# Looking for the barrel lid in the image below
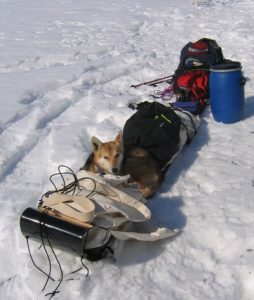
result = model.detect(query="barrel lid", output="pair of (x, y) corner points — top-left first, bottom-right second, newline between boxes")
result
(210, 60), (242, 71)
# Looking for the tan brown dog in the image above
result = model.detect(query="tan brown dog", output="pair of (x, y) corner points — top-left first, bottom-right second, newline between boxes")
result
(83, 133), (123, 175)
(82, 132), (163, 198)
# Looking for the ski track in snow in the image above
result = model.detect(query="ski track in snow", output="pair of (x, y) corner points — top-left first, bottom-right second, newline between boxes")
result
(0, 0), (254, 299)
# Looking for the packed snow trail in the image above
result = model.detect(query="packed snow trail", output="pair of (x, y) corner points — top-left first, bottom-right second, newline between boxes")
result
(0, 0), (254, 300)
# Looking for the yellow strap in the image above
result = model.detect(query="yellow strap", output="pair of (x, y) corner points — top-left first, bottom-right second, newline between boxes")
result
(154, 114), (172, 124)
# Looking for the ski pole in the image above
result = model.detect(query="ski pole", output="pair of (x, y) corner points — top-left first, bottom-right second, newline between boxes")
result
(130, 75), (173, 88)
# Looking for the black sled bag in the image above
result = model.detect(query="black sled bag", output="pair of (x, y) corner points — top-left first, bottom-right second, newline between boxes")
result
(123, 101), (181, 170)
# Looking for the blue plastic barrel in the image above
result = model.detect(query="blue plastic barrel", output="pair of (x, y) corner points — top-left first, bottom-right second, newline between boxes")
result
(209, 61), (245, 123)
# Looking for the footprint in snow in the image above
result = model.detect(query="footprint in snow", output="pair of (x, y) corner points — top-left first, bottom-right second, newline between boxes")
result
(19, 91), (42, 105)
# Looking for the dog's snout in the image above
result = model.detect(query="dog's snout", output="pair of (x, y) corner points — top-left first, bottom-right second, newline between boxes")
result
(112, 167), (118, 174)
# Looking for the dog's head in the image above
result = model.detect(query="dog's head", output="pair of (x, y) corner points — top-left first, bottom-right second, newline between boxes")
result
(91, 132), (123, 174)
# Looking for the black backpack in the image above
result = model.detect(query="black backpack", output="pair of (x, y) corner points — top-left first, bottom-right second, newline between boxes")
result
(176, 37), (224, 71)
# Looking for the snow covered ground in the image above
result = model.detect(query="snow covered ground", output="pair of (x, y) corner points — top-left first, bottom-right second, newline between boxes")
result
(0, 0), (254, 299)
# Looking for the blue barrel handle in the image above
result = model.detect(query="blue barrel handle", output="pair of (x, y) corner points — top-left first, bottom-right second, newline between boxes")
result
(240, 76), (246, 86)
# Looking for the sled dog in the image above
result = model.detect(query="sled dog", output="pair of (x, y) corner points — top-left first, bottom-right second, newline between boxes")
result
(82, 133), (123, 175)
(82, 132), (163, 198)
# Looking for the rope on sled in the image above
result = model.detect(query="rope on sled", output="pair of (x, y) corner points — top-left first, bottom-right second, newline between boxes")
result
(27, 165), (95, 299)
(171, 107), (198, 143)
(38, 165), (97, 207)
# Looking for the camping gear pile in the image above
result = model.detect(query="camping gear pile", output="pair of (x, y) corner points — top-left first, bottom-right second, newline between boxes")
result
(132, 37), (245, 119)
(131, 37), (225, 114)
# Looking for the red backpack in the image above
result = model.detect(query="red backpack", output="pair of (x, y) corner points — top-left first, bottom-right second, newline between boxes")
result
(173, 69), (209, 105)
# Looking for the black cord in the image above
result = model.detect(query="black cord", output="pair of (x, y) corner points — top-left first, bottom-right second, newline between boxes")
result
(76, 177), (97, 197)
(39, 209), (54, 292)
(80, 257), (90, 277)
(179, 109), (197, 135)
(26, 237), (55, 282)
(172, 107), (197, 142)
(41, 208), (64, 299)
(39, 165), (98, 207)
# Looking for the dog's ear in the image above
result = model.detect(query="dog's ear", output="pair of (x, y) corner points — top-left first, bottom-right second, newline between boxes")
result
(114, 131), (122, 145)
(91, 136), (102, 151)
